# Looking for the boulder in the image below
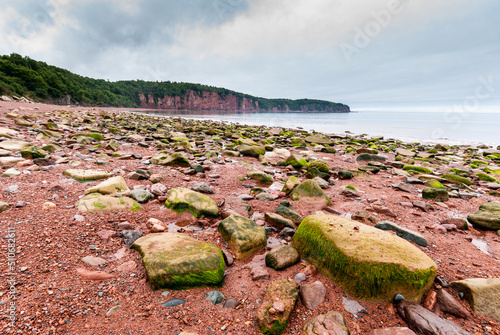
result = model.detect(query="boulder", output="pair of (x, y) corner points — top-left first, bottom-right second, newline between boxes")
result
(450, 278), (500, 322)
(256, 279), (298, 335)
(131, 233), (225, 289)
(284, 154), (307, 168)
(76, 193), (141, 213)
(356, 153), (386, 163)
(218, 214), (267, 260)
(422, 187), (449, 202)
(396, 300), (472, 335)
(63, 169), (111, 182)
(302, 311), (349, 335)
(165, 187), (219, 218)
(84, 176), (130, 195)
(150, 152), (191, 167)
(289, 180), (332, 209)
(0, 140), (31, 151)
(467, 202), (500, 230)
(282, 176), (301, 194)
(265, 245), (299, 270)
(129, 189), (154, 203)
(299, 281), (326, 310)
(239, 145), (265, 157)
(247, 170), (273, 184)
(20, 146), (47, 159)
(275, 201), (303, 224)
(260, 148), (290, 165)
(304, 134), (331, 144)
(375, 221), (428, 247)
(265, 212), (296, 229)
(291, 215), (437, 303)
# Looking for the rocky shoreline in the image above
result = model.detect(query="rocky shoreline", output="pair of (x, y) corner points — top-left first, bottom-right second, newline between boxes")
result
(0, 100), (499, 335)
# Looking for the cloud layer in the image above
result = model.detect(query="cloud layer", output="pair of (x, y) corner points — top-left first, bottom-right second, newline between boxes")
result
(1, 0), (499, 110)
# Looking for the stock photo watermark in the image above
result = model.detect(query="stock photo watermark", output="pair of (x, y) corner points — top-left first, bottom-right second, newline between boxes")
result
(432, 75), (497, 140)
(339, 0), (405, 63)
(3, 224), (18, 329)
(6, 0), (68, 51)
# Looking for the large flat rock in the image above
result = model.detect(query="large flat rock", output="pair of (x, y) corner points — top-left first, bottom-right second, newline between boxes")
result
(0, 140), (31, 151)
(165, 187), (219, 218)
(131, 232), (225, 289)
(84, 176), (130, 195)
(467, 202), (500, 230)
(63, 169), (112, 182)
(291, 215), (437, 303)
(218, 214), (267, 260)
(450, 278), (500, 322)
(76, 193), (141, 213)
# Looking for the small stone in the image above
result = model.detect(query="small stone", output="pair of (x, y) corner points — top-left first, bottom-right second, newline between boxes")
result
(106, 305), (120, 317)
(162, 299), (185, 307)
(250, 266), (270, 281)
(42, 202), (57, 210)
(190, 182), (215, 194)
(223, 299), (240, 308)
(294, 272), (307, 283)
(118, 230), (143, 246)
(206, 290), (225, 305)
(81, 256), (107, 266)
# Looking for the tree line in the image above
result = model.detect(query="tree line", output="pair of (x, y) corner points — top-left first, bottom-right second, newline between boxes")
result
(0, 53), (349, 112)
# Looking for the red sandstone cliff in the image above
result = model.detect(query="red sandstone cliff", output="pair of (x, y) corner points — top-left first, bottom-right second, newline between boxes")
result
(138, 90), (259, 111)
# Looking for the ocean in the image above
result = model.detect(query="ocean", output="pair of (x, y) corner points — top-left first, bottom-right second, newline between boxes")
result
(133, 109), (499, 147)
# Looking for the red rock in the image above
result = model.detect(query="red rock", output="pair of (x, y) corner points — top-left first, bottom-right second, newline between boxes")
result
(423, 290), (437, 311)
(117, 261), (137, 273)
(437, 288), (471, 319)
(76, 268), (115, 281)
(365, 327), (416, 335)
(97, 230), (117, 240)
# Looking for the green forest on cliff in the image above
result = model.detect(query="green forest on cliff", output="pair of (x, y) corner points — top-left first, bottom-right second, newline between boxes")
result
(0, 53), (349, 112)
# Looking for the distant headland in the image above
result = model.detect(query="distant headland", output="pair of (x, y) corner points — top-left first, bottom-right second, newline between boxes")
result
(0, 53), (349, 113)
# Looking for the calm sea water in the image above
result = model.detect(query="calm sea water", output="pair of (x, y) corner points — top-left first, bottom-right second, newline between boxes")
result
(133, 110), (499, 147)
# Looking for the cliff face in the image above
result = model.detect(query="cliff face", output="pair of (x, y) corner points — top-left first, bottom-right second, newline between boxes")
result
(138, 90), (259, 111)
(138, 90), (350, 112)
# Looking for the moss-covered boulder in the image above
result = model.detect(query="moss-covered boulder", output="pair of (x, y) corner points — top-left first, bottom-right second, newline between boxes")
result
(476, 172), (499, 183)
(256, 279), (298, 335)
(20, 145), (47, 159)
(150, 152), (191, 168)
(63, 169), (111, 182)
(76, 193), (141, 212)
(131, 233), (225, 290)
(84, 176), (130, 195)
(403, 165), (432, 174)
(305, 159), (330, 173)
(289, 180), (332, 208)
(291, 215), (437, 303)
(356, 153), (386, 163)
(218, 214), (267, 260)
(282, 176), (300, 194)
(70, 132), (104, 141)
(467, 202), (500, 230)
(165, 187), (219, 218)
(247, 170), (273, 184)
(442, 174), (473, 186)
(422, 187), (449, 202)
(238, 145), (265, 157)
(284, 154), (308, 168)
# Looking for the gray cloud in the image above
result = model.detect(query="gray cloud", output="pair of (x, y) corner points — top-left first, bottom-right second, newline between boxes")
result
(0, 0), (499, 110)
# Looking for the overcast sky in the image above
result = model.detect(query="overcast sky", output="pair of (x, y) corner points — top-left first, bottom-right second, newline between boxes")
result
(1, 0), (499, 110)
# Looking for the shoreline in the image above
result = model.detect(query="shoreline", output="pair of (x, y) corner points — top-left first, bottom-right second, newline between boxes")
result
(0, 99), (499, 334)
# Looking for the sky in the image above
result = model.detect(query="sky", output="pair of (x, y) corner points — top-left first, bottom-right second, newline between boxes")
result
(1, 0), (499, 111)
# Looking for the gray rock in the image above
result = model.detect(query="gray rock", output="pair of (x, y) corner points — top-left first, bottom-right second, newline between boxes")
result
(118, 230), (143, 246)
(206, 290), (225, 305)
(275, 201), (303, 224)
(356, 153), (386, 163)
(342, 296), (367, 315)
(375, 220), (428, 247)
(299, 281), (326, 310)
(294, 272), (307, 283)
(129, 189), (154, 203)
(396, 300), (472, 335)
(190, 182), (214, 194)
(265, 212), (296, 229)
(265, 245), (299, 270)
(162, 299), (185, 307)
(312, 176), (329, 189)
(150, 183), (167, 196)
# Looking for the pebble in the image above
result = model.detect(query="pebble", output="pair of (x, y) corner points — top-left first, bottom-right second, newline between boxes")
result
(293, 272), (307, 283)
(206, 290), (225, 305)
(162, 299), (185, 307)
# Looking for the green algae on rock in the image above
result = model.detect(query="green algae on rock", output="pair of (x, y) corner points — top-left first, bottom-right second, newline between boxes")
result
(467, 202), (500, 230)
(218, 214), (267, 260)
(63, 169), (111, 182)
(150, 152), (191, 167)
(131, 233), (225, 290)
(165, 187), (219, 218)
(442, 173), (473, 186)
(289, 179), (332, 209)
(256, 279), (298, 335)
(291, 215), (437, 303)
(76, 193), (141, 213)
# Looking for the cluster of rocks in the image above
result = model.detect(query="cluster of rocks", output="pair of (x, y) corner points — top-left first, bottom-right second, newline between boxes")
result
(1, 102), (500, 334)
